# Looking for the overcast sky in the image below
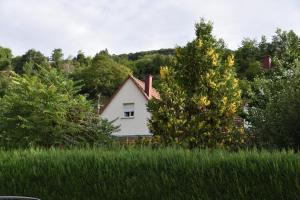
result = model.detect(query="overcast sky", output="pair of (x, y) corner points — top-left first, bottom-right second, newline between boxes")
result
(0, 0), (299, 57)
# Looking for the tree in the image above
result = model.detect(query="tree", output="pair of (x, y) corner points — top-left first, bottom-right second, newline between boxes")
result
(133, 54), (173, 77)
(148, 67), (188, 144)
(0, 71), (10, 97)
(69, 51), (92, 73)
(270, 29), (300, 61)
(148, 19), (244, 148)
(132, 54), (173, 87)
(72, 51), (131, 99)
(258, 36), (272, 58)
(242, 28), (300, 122)
(235, 39), (262, 80)
(249, 72), (300, 149)
(0, 67), (116, 148)
(12, 49), (49, 74)
(0, 47), (13, 97)
(74, 50), (92, 68)
(51, 48), (64, 68)
(0, 47), (12, 71)
(247, 34), (300, 148)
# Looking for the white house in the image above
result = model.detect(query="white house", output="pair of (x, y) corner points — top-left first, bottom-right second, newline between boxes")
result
(100, 75), (160, 137)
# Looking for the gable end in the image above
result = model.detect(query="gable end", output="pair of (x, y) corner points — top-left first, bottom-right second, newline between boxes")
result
(100, 75), (149, 114)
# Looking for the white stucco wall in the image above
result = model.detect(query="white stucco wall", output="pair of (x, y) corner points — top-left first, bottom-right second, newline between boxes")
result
(101, 78), (152, 136)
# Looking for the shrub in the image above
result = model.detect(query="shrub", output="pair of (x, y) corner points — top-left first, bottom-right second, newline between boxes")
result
(249, 71), (300, 149)
(0, 68), (116, 148)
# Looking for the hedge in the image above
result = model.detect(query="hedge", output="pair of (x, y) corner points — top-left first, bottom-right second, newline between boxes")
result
(0, 148), (300, 200)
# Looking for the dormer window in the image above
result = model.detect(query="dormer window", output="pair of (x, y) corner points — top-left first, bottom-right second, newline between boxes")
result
(123, 103), (134, 118)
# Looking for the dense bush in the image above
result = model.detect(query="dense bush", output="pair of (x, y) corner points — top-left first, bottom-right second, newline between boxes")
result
(0, 148), (299, 200)
(0, 68), (116, 148)
(249, 71), (300, 149)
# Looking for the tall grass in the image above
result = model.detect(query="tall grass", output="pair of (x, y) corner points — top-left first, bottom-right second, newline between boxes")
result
(0, 148), (299, 200)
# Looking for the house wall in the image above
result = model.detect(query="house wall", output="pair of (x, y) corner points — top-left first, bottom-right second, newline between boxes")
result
(101, 79), (152, 136)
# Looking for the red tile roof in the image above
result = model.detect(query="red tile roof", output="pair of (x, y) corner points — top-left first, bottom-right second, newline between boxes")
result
(131, 76), (160, 100)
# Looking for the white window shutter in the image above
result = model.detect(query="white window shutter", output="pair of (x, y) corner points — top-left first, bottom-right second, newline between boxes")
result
(123, 103), (134, 112)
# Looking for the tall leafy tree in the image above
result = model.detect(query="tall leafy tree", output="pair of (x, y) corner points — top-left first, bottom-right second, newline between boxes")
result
(0, 47), (12, 71)
(72, 51), (131, 99)
(270, 29), (300, 61)
(0, 47), (13, 97)
(0, 72), (10, 97)
(258, 36), (272, 58)
(249, 71), (300, 149)
(74, 50), (92, 68)
(148, 19), (244, 148)
(235, 39), (262, 80)
(12, 49), (49, 74)
(51, 48), (64, 68)
(247, 29), (300, 148)
(69, 51), (92, 74)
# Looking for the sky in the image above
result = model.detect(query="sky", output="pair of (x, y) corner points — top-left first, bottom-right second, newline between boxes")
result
(0, 0), (299, 57)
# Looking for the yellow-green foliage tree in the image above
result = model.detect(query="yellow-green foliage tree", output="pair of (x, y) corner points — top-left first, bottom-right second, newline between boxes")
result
(148, 19), (244, 148)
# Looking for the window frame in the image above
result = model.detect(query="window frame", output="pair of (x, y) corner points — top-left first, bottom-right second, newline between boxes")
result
(123, 103), (135, 118)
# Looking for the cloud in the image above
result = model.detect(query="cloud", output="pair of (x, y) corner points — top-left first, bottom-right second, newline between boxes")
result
(0, 0), (299, 57)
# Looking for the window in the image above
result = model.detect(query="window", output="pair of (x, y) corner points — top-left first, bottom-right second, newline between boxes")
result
(123, 103), (134, 118)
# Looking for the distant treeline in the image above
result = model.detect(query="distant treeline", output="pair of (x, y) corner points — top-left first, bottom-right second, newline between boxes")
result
(115, 48), (175, 61)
